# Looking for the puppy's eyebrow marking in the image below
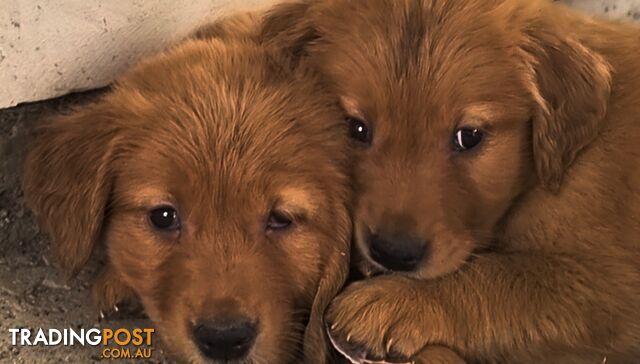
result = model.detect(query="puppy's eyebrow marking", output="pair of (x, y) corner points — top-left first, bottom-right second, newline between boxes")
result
(119, 186), (173, 209)
(278, 187), (317, 216)
(340, 96), (366, 120)
(463, 103), (503, 121)
(462, 102), (523, 128)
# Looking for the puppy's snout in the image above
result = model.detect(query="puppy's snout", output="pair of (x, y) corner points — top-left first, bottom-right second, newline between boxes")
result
(193, 317), (257, 361)
(368, 231), (429, 272)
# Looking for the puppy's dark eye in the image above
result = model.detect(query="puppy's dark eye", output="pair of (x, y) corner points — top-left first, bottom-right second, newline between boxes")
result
(266, 211), (293, 231)
(453, 128), (483, 152)
(346, 117), (372, 144)
(148, 206), (180, 231)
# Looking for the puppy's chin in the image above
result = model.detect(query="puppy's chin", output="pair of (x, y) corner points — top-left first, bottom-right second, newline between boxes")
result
(416, 247), (473, 280)
(356, 247), (474, 281)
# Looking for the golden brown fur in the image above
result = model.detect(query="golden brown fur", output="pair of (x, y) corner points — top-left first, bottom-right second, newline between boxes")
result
(192, 12), (261, 41)
(22, 23), (352, 363)
(263, 0), (640, 362)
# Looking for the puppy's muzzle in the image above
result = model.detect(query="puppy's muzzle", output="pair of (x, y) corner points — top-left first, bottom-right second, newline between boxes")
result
(193, 317), (257, 361)
(367, 231), (429, 272)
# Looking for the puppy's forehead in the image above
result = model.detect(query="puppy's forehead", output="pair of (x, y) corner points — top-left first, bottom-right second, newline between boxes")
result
(313, 0), (529, 125)
(109, 40), (347, 207)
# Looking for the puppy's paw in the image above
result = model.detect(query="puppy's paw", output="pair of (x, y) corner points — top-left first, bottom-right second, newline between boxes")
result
(326, 275), (438, 363)
(92, 267), (137, 318)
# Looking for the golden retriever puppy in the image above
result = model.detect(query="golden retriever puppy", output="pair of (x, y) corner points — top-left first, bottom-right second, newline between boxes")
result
(22, 33), (352, 363)
(263, 0), (640, 362)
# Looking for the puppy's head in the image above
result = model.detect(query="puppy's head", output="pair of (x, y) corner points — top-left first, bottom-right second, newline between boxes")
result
(265, 0), (611, 278)
(23, 39), (351, 363)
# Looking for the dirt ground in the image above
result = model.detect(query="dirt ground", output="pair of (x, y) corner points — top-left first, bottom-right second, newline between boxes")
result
(0, 91), (169, 363)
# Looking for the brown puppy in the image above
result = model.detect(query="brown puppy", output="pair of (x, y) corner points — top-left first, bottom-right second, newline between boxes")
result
(263, 0), (640, 362)
(22, 31), (352, 363)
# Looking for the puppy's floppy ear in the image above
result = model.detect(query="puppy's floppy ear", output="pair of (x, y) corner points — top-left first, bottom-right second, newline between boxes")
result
(303, 210), (351, 363)
(260, 0), (318, 61)
(22, 103), (119, 275)
(520, 21), (612, 191)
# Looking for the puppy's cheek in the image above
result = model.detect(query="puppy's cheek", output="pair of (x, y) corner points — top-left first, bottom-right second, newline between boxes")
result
(252, 303), (298, 363)
(139, 274), (204, 362)
(283, 230), (325, 301)
(153, 307), (203, 363)
(104, 220), (169, 293)
(103, 218), (197, 357)
(470, 138), (532, 214)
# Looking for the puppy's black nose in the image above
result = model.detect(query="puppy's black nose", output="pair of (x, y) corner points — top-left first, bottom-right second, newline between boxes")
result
(368, 232), (428, 271)
(193, 318), (257, 360)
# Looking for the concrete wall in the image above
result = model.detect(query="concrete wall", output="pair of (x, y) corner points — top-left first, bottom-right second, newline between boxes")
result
(0, 0), (274, 108)
(1, 0), (639, 109)
(560, 0), (640, 19)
